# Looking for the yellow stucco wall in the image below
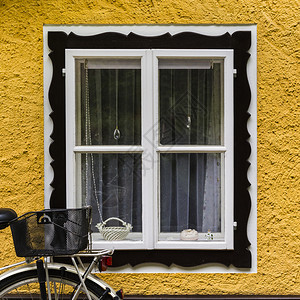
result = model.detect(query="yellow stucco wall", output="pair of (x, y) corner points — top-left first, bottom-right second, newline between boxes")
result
(0, 0), (299, 296)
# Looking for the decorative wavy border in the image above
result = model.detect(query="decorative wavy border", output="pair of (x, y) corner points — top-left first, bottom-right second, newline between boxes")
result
(48, 30), (252, 268)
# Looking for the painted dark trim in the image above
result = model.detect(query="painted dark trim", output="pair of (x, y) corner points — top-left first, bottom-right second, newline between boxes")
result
(48, 30), (252, 268)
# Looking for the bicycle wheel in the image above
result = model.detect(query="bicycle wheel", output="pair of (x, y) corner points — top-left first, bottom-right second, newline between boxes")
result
(0, 267), (113, 299)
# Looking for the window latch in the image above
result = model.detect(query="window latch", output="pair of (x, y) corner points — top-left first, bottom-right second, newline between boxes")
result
(233, 69), (237, 78)
(62, 68), (66, 77)
(233, 221), (238, 230)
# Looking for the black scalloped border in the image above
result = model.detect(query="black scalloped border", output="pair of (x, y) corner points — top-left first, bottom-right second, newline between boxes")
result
(48, 30), (252, 268)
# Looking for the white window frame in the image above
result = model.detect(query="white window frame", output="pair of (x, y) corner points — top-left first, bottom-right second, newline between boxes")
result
(66, 49), (153, 250)
(152, 49), (234, 250)
(65, 48), (234, 250)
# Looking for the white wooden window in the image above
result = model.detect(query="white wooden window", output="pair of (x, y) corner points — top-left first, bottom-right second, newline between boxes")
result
(65, 49), (234, 250)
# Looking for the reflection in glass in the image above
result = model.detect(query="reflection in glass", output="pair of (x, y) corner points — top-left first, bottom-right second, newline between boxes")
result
(159, 63), (222, 145)
(160, 153), (222, 235)
(79, 153), (142, 234)
(77, 63), (141, 146)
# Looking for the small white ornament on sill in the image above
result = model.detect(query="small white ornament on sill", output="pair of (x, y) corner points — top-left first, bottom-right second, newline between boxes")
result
(205, 229), (214, 240)
(180, 229), (199, 241)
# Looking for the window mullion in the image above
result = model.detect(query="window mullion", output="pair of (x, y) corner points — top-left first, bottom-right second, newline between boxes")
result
(141, 50), (155, 249)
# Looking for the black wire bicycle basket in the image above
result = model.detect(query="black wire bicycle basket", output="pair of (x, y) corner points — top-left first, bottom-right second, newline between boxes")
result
(10, 207), (92, 257)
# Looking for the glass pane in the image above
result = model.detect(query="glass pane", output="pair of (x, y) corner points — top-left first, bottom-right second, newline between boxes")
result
(159, 61), (222, 145)
(76, 60), (141, 145)
(159, 153), (222, 240)
(77, 153), (142, 240)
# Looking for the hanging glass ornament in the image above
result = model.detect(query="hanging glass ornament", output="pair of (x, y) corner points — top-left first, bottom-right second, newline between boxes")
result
(114, 69), (121, 140)
(114, 128), (121, 140)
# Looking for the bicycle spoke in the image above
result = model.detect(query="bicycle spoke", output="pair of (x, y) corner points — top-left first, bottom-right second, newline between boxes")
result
(27, 283), (34, 300)
(51, 280), (59, 300)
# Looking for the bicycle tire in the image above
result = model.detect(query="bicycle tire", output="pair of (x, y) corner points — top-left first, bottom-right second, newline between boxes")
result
(0, 267), (113, 299)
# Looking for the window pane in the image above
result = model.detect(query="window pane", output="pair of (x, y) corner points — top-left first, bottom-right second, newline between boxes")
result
(159, 153), (222, 240)
(77, 153), (142, 239)
(76, 60), (141, 145)
(159, 61), (222, 145)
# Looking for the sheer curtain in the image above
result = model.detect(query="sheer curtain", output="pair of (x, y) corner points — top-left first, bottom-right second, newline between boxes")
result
(159, 65), (222, 234)
(79, 61), (222, 237)
(79, 66), (142, 233)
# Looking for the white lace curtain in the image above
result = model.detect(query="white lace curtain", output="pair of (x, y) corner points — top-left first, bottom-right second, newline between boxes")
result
(159, 67), (222, 233)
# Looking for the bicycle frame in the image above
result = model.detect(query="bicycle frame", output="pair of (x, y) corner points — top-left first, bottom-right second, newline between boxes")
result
(0, 250), (119, 300)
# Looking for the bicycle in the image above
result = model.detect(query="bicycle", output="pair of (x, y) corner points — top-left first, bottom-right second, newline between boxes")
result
(0, 206), (124, 299)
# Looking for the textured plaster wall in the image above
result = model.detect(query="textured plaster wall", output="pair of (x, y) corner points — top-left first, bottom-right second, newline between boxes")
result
(0, 0), (299, 296)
